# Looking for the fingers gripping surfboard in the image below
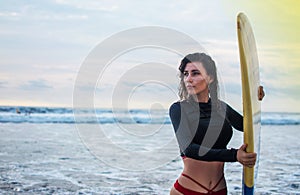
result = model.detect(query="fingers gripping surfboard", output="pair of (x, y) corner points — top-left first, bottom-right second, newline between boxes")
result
(237, 13), (262, 195)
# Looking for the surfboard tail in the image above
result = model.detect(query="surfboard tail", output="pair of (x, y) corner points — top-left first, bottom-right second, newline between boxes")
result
(243, 183), (254, 195)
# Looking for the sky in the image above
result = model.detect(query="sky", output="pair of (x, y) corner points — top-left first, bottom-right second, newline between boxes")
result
(0, 0), (300, 112)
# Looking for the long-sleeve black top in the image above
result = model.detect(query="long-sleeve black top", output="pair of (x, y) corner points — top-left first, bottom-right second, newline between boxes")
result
(169, 99), (243, 162)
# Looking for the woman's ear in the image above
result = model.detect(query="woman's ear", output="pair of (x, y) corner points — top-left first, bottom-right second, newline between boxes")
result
(208, 76), (214, 84)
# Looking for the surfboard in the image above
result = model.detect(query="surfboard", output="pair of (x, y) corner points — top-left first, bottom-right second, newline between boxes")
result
(237, 12), (262, 195)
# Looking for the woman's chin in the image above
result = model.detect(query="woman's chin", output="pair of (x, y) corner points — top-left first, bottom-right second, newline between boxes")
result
(187, 89), (196, 94)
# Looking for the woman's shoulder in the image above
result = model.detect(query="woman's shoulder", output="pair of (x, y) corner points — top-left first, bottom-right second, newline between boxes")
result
(169, 100), (182, 111)
(170, 100), (200, 117)
(169, 101), (181, 120)
(170, 99), (193, 108)
(169, 100), (192, 112)
(218, 100), (240, 114)
(218, 100), (232, 109)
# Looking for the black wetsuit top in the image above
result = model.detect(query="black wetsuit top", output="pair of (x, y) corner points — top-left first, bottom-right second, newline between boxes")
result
(169, 99), (243, 162)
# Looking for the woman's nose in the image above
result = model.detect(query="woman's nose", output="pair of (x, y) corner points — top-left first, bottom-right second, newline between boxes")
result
(185, 74), (192, 82)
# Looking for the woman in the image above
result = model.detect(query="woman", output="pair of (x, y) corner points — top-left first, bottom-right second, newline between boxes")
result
(169, 53), (263, 195)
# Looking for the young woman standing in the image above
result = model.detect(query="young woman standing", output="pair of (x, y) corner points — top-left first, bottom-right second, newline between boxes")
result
(169, 53), (262, 195)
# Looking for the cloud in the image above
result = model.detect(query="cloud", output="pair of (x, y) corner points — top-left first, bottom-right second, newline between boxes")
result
(0, 81), (8, 88)
(19, 79), (53, 90)
(0, 1), (90, 22)
(55, 0), (119, 12)
(0, 11), (21, 18)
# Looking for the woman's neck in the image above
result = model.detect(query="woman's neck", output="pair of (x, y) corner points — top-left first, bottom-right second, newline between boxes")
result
(188, 94), (209, 103)
(196, 94), (209, 103)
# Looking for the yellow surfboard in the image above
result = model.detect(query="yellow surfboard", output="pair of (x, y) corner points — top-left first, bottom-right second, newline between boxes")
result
(237, 13), (262, 195)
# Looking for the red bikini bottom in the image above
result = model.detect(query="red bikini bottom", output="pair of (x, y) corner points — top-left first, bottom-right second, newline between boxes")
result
(173, 173), (227, 195)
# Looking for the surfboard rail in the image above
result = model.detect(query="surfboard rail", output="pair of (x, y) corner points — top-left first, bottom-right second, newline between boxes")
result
(237, 12), (262, 195)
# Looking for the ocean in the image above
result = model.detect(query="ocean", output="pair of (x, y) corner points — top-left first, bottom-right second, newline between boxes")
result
(0, 106), (299, 194)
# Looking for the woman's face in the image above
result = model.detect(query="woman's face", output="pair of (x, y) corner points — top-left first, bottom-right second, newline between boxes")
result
(183, 62), (212, 101)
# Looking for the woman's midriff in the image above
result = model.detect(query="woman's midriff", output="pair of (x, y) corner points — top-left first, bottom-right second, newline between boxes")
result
(178, 157), (226, 193)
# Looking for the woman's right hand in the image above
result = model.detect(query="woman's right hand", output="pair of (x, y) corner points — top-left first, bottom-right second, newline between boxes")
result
(237, 144), (257, 168)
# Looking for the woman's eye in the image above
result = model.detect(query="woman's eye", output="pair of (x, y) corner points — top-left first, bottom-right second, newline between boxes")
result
(192, 71), (200, 76)
(183, 72), (189, 77)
